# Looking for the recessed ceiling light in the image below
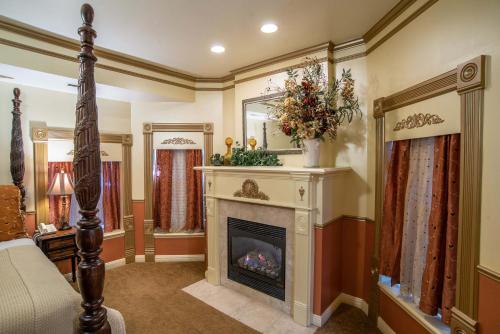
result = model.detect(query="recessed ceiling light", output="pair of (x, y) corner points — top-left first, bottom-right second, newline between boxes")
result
(211, 45), (225, 53)
(261, 23), (278, 33)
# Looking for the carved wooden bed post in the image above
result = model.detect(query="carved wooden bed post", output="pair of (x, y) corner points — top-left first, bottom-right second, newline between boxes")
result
(73, 4), (110, 333)
(10, 88), (26, 213)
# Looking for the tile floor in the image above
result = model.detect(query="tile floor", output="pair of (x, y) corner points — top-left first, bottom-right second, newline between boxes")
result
(183, 279), (317, 334)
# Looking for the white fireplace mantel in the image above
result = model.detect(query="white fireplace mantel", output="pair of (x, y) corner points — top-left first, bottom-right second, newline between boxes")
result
(195, 165), (351, 326)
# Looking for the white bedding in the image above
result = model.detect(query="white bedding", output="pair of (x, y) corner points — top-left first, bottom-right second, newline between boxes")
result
(0, 239), (126, 333)
(0, 237), (34, 251)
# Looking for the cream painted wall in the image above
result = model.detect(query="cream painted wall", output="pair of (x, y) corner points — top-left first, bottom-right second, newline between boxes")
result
(365, 0), (500, 271)
(0, 81), (131, 211)
(331, 56), (370, 218)
(222, 88), (235, 140)
(130, 91), (224, 200)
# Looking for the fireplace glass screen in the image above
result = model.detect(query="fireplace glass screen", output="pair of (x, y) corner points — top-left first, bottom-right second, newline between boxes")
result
(227, 217), (286, 300)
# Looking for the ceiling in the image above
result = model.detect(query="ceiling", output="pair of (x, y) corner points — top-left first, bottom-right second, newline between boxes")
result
(0, 0), (398, 77)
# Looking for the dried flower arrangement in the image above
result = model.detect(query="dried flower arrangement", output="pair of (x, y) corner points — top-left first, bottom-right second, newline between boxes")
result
(267, 58), (361, 145)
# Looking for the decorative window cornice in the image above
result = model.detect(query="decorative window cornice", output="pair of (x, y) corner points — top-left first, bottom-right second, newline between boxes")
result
(393, 113), (444, 131)
(161, 137), (196, 145)
(67, 149), (109, 156)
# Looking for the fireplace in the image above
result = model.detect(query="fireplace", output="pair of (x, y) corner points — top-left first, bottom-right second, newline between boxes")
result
(227, 217), (286, 301)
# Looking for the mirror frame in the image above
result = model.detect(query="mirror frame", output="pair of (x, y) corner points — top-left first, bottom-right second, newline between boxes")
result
(242, 93), (301, 155)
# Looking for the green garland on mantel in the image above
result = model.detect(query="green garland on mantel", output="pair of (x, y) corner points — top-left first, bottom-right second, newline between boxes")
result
(210, 147), (282, 167)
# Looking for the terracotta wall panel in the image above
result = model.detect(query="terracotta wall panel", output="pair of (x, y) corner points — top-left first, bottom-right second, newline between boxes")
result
(155, 236), (205, 255)
(341, 218), (367, 299)
(379, 291), (430, 334)
(313, 221), (342, 315)
(101, 236), (125, 263)
(133, 200), (144, 255)
(478, 272), (500, 334)
(363, 222), (375, 302)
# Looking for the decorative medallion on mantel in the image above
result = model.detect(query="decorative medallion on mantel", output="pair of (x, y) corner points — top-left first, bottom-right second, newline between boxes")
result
(161, 137), (196, 145)
(393, 113), (444, 131)
(233, 179), (269, 201)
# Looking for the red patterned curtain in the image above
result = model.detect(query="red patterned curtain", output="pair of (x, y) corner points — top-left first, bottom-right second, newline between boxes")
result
(102, 161), (121, 232)
(419, 134), (460, 325)
(48, 162), (73, 229)
(379, 140), (410, 284)
(184, 149), (203, 232)
(153, 150), (174, 231)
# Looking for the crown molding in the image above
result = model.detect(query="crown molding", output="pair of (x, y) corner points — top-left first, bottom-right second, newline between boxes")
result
(0, 0), (437, 86)
(230, 41), (333, 76)
(0, 15), (200, 82)
(363, 0), (417, 43)
(366, 0), (439, 55)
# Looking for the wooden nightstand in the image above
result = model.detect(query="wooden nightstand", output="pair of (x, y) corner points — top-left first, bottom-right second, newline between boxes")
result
(34, 227), (78, 282)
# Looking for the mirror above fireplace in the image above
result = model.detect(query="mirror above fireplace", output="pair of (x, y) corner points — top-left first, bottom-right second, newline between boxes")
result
(242, 93), (301, 154)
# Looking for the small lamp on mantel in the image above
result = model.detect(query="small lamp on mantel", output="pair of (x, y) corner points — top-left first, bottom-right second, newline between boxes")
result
(47, 168), (74, 230)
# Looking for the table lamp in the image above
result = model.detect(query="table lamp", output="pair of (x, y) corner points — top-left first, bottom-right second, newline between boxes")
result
(47, 168), (74, 230)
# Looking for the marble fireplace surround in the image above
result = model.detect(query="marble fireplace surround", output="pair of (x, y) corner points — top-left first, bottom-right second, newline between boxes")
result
(195, 166), (351, 326)
(219, 200), (295, 314)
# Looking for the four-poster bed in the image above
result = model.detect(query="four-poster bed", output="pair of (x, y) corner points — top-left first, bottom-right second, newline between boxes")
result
(10, 87), (26, 214)
(0, 4), (124, 334)
(73, 3), (111, 333)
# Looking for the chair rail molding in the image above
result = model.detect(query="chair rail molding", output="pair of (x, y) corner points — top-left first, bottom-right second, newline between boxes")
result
(371, 55), (486, 334)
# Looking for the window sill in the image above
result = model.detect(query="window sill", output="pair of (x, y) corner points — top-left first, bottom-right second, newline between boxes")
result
(153, 232), (205, 239)
(104, 229), (125, 240)
(378, 282), (450, 334)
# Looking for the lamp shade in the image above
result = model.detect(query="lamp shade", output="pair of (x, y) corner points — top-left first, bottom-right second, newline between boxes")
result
(47, 170), (74, 196)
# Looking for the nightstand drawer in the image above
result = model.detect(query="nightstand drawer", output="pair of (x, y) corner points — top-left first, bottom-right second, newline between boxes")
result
(47, 247), (75, 260)
(47, 237), (74, 251)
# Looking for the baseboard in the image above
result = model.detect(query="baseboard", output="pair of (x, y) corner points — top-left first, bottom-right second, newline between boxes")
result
(377, 316), (396, 334)
(312, 293), (343, 326)
(62, 258), (126, 281)
(105, 258), (126, 270)
(312, 292), (369, 327)
(135, 255), (145, 262)
(155, 254), (205, 262)
(339, 293), (369, 316)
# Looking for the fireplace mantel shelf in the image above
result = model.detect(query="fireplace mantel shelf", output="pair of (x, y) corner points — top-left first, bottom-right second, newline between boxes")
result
(195, 165), (351, 175)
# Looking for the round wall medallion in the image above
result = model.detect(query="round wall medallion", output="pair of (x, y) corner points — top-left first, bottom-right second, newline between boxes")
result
(461, 63), (478, 82)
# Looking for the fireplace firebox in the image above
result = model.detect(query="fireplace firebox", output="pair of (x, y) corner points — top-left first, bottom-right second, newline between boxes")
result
(227, 217), (286, 300)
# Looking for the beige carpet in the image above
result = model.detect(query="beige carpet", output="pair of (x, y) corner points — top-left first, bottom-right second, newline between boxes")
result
(101, 262), (379, 334)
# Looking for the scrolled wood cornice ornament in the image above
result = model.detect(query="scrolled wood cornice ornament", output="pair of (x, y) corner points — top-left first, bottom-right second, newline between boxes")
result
(233, 179), (269, 201)
(393, 113), (444, 131)
(73, 4), (110, 333)
(161, 137), (196, 145)
(10, 88), (26, 213)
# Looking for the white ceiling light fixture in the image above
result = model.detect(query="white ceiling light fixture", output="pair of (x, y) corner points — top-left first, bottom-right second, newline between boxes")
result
(261, 23), (278, 33)
(210, 45), (225, 54)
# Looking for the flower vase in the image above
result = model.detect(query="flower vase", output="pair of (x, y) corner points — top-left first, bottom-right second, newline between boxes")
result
(302, 138), (320, 168)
